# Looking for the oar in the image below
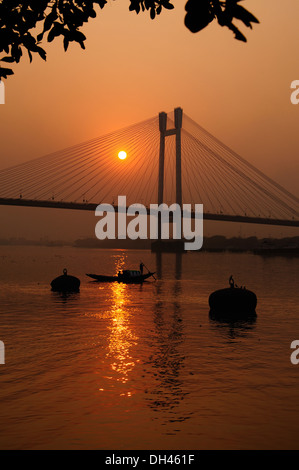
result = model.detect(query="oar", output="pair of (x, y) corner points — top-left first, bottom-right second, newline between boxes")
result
(140, 260), (156, 281)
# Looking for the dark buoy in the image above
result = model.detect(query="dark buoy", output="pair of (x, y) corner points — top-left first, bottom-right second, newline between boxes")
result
(209, 275), (257, 319)
(51, 268), (80, 292)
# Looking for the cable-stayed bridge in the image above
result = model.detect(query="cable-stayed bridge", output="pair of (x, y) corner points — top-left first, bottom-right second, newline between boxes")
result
(0, 108), (298, 228)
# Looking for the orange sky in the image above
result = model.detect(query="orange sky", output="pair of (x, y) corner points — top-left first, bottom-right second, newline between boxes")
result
(0, 1), (298, 240)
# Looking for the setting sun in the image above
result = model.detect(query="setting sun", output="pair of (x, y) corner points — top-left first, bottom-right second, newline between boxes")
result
(118, 151), (127, 160)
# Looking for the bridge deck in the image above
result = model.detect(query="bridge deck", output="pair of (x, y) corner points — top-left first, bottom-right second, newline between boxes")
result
(1, 197), (298, 227)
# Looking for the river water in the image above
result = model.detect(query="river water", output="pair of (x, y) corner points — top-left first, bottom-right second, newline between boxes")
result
(0, 246), (298, 449)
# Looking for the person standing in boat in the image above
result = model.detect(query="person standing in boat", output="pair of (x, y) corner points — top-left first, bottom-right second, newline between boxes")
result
(140, 262), (144, 275)
(229, 275), (235, 288)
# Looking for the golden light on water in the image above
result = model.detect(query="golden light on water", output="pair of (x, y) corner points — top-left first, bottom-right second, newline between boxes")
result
(118, 150), (127, 160)
(105, 255), (138, 387)
(108, 282), (138, 384)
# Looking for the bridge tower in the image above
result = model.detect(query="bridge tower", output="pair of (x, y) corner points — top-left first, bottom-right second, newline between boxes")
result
(153, 107), (184, 252)
(158, 107), (183, 208)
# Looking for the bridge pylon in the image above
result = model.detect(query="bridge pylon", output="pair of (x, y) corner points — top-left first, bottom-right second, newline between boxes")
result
(158, 107), (183, 208)
(153, 107), (185, 252)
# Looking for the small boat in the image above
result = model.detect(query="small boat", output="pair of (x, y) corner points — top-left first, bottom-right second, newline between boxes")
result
(51, 268), (80, 292)
(209, 276), (257, 318)
(86, 269), (155, 284)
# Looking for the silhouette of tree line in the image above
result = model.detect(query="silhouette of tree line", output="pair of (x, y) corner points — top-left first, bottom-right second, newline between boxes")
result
(0, 1), (259, 80)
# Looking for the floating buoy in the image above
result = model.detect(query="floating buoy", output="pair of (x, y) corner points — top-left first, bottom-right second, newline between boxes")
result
(51, 268), (80, 292)
(209, 275), (257, 319)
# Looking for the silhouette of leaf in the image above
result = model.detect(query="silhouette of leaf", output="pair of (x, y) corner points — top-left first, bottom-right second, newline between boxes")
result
(11, 44), (23, 63)
(129, 0), (174, 16)
(0, 67), (14, 79)
(185, 0), (214, 33)
(35, 46), (47, 61)
(231, 4), (259, 28)
(72, 31), (87, 43)
(161, 1), (174, 10)
(184, 0), (258, 41)
(68, 30), (86, 49)
(22, 33), (37, 51)
(0, 0), (259, 80)
(96, 0), (107, 8)
(48, 22), (64, 43)
(228, 23), (247, 42)
(89, 8), (97, 18)
(129, 0), (141, 14)
(64, 37), (69, 51)
(43, 8), (58, 34)
(0, 56), (15, 63)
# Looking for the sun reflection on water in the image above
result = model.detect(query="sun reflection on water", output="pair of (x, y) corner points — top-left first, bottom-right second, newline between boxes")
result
(105, 256), (139, 387)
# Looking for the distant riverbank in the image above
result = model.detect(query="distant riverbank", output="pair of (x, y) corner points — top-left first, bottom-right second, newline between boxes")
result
(1, 235), (299, 254)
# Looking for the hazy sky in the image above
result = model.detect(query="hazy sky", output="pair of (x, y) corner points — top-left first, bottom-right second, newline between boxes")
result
(0, 1), (298, 240)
